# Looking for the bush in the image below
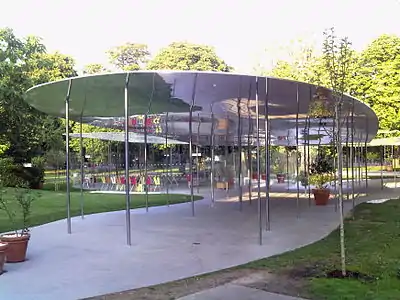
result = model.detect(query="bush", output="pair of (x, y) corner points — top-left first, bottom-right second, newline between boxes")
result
(0, 157), (44, 189)
(13, 166), (43, 189)
(0, 157), (22, 187)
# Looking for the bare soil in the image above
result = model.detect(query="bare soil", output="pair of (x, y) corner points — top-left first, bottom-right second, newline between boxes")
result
(84, 268), (310, 300)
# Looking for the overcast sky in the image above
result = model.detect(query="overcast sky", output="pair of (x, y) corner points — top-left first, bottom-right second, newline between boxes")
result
(3, 0), (400, 72)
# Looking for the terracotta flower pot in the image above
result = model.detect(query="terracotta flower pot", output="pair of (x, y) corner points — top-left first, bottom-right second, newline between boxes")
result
(0, 242), (7, 275)
(0, 234), (30, 263)
(312, 188), (330, 206)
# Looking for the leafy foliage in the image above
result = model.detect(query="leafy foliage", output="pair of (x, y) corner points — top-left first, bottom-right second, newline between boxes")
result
(0, 27), (77, 163)
(147, 42), (232, 72)
(83, 63), (109, 74)
(107, 43), (150, 71)
(68, 122), (121, 163)
(267, 31), (400, 138)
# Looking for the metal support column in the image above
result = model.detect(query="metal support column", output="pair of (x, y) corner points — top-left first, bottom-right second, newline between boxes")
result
(264, 78), (270, 230)
(210, 107), (215, 205)
(189, 74), (198, 216)
(381, 146), (384, 190)
(196, 114), (201, 194)
(295, 84), (300, 218)
(65, 79), (72, 234)
(350, 103), (355, 207)
(79, 118), (84, 219)
(124, 74), (131, 246)
(144, 114), (149, 212)
(255, 77), (262, 245)
(237, 98), (243, 211)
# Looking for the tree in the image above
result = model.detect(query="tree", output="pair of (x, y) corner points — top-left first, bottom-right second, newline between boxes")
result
(107, 43), (150, 71)
(322, 27), (354, 277)
(0, 27), (77, 163)
(68, 123), (120, 164)
(266, 33), (400, 137)
(350, 35), (400, 136)
(147, 42), (232, 72)
(83, 63), (109, 74)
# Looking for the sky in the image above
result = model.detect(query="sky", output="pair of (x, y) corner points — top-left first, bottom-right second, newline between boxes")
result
(2, 0), (400, 73)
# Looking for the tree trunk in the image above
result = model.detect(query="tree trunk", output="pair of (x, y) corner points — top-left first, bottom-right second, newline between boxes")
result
(335, 103), (346, 276)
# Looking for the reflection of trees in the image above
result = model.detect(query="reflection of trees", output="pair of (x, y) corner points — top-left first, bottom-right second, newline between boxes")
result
(128, 73), (198, 114)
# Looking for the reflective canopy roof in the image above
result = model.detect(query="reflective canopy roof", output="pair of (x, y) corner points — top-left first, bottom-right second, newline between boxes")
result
(68, 132), (188, 144)
(25, 71), (379, 146)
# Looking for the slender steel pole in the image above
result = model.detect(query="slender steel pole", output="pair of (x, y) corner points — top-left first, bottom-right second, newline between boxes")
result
(350, 103), (355, 207)
(358, 144), (363, 186)
(255, 77), (262, 245)
(144, 114), (149, 212)
(345, 112), (350, 200)
(364, 129), (369, 193)
(189, 74), (198, 216)
(295, 84), (300, 218)
(210, 107), (215, 205)
(79, 118), (84, 219)
(196, 114), (201, 194)
(303, 116), (308, 200)
(286, 147), (289, 190)
(237, 97), (243, 210)
(247, 91), (253, 205)
(307, 117), (311, 205)
(381, 146), (384, 190)
(392, 145), (395, 188)
(395, 146), (397, 188)
(108, 142), (112, 180)
(124, 73), (131, 246)
(225, 114), (229, 198)
(165, 102), (170, 205)
(65, 79), (72, 234)
(264, 78), (270, 230)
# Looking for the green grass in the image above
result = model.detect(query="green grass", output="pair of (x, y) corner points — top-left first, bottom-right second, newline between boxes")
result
(0, 183), (202, 234)
(243, 199), (400, 299)
(245, 200), (400, 299)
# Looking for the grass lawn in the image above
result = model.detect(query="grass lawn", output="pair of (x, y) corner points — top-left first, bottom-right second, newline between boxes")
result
(243, 198), (400, 299)
(0, 182), (202, 234)
(90, 198), (400, 300)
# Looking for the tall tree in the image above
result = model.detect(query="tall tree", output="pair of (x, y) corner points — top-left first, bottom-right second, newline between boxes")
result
(147, 42), (232, 71)
(0, 27), (77, 163)
(83, 63), (109, 74)
(107, 43), (150, 71)
(351, 35), (400, 136)
(322, 27), (354, 277)
(68, 123), (121, 164)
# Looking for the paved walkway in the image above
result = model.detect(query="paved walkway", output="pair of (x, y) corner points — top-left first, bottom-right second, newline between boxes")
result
(178, 284), (305, 300)
(0, 180), (397, 300)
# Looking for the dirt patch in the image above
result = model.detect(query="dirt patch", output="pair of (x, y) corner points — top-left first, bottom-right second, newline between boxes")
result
(232, 270), (308, 298)
(326, 270), (377, 282)
(84, 269), (252, 300)
(83, 268), (309, 300)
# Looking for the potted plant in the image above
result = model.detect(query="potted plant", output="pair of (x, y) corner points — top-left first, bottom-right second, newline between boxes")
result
(0, 184), (38, 263)
(0, 242), (7, 275)
(310, 173), (333, 205)
(309, 149), (335, 206)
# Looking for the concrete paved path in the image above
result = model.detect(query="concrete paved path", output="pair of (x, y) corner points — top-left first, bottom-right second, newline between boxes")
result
(178, 284), (305, 300)
(0, 180), (396, 300)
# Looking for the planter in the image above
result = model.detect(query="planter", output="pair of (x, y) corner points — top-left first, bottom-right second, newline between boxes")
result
(215, 181), (233, 190)
(312, 188), (330, 206)
(0, 242), (7, 275)
(277, 174), (285, 183)
(0, 234), (30, 263)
